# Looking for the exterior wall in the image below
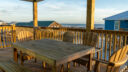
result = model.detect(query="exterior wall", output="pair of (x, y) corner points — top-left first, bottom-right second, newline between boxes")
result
(105, 20), (115, 30)
(120, 20), (128, 30)
(48, 22), (62, 28)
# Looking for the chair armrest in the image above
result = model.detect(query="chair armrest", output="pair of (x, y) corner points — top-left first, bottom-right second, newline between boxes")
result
(95, 48), (102, 53)
(112, 55), (128, 67)
(93, 58), (115, 66)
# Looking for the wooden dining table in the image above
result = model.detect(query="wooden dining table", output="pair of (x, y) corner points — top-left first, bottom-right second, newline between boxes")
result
(12, 39), (95, 72)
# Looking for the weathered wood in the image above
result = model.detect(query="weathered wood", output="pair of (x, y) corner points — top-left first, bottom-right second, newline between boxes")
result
(0, 61), (32, 72)
(60, 64), (64, 72)
(33, 1), (38, 27)
(20, 51), (24, 65)
(13, 39), (94, 66)
(17, 31), (33, 41)
(86, 0), (95, 31)
(88, 52), (93, 71)
(13, 48), (18, 63)
(63, 32), (73, 43)
(109, 34), (112, 59)
(74, 32), (98, 71)
(94, 45), (128, 72)
(105, 34), (108, 60)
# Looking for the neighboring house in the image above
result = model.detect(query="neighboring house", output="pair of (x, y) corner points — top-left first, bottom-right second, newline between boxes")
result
(0, 20), (6, 25)
(104, 11), (128, 31)
(16, 21), (62, 28)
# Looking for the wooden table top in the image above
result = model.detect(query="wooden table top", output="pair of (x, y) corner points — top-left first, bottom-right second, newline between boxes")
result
(13, 39), (94, 66)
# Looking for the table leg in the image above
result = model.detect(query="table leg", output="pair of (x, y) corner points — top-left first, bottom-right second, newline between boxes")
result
(35, 58), (37, 63)
(20, 51), (24, 65)
(52, 66), (57, 72)
(60, 64), (64, 72)
(67, 62), (70, 72)
(42, 61), (46, 72)
(88, 51), (93, 71)
(13, 48), (18, 63)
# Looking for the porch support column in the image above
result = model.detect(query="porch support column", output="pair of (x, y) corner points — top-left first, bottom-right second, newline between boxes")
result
(86, 0), (95, 32)
(33, 1), (38, 27)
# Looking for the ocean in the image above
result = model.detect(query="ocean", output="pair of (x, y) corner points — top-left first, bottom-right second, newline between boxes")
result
(62, 24), (104, 29)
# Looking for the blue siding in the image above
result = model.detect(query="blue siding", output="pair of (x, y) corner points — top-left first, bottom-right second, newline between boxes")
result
(120, 20), (128, 29)
(105, 20), (114, 30)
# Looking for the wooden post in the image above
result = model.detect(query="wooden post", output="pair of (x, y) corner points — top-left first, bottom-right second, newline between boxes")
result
(13, 48), (18, 63)
(86, 0), (95, 32)
(33, 1), (38, 27)
(33, 1), (39, 40)
(34, 27), (41, 40)
(12, 24), (16, 43)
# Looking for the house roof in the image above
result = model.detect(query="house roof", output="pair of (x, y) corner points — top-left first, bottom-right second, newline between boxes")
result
(21, 0), (43, 2)
(0, 20), (4, 22)
(104, 11), (128, 20)
(16, 21), (55, 27)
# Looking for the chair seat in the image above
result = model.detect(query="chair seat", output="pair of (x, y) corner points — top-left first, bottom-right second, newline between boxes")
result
(18, 53), (34, 61)
(74, 57), (89, 66)
(74, 48), (101, 66)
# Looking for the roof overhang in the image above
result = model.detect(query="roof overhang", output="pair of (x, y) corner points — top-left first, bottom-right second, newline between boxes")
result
(21, 0), (43, 2)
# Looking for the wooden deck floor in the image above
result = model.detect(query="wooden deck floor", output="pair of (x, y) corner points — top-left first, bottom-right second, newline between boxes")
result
(0, 48), (127, 72)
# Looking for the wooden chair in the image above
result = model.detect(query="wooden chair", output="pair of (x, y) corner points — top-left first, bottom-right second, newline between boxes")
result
(73, 32), (100, 70)
(17, 31), (34, 65)
(63, 31), (73, 43)
(94, 45), (128, 72)
(62, 32), (100, 71)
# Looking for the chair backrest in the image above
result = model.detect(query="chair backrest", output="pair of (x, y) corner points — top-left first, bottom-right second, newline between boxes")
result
(17, 31), (33, 42)
(63, 31), (73, 43)
(106, 45), (128, 72)
(83, 32), (98, 47)
(109, 45), (128, 63)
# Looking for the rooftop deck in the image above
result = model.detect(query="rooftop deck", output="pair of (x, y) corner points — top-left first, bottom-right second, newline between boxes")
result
(0, 25), (127, 72)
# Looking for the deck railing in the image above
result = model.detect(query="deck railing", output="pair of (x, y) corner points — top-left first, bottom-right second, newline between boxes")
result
(1, 26), (128, 61)
(40, 27), (128, 61)
(0, 25), (15, 48)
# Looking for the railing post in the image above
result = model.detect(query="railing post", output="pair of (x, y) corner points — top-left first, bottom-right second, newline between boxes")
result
(12, 24), (16, 43)
(33, 1), (38, 27)
(86, 0), (95, 32)
(34, 27), (41, 40)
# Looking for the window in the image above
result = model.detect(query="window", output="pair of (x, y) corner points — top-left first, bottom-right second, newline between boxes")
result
(114, 21), (120, 30)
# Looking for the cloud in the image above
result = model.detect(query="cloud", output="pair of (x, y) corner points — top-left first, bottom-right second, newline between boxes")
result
(95, 8), (126, 24)
(0, 0), (127, 24)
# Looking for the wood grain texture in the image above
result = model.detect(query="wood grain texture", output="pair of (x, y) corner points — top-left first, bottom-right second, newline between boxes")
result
(94, 45), (128, 72)
(13, 39), (94, 66)
(86, 0), (95, 31)
(0, 61), (32, 72)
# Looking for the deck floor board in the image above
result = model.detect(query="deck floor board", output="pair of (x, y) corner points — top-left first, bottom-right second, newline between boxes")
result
(0, 48), (127, 72)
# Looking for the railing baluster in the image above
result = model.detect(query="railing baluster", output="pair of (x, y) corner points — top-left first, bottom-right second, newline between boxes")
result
(2, 27), (6, 48)
(113, 34), (117, 51)
(0, 30), (3, 48)
(81, 32), (83, 44)
(78, 32), (80, 44)
(101, 33), (104, 59)
(119, 35), (122, 49)
(75, 32), (77, 44)
(97, 33), (100, 59)
(124, 35), (127, 46)
(105, 33), (108, 60)
(109, 34), (112, 60)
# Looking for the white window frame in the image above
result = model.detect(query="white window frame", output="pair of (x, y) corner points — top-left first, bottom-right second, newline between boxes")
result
(114, 21), (120, 31)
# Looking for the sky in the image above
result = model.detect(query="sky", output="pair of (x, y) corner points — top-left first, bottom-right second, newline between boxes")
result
(0, 0), (128, 24)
